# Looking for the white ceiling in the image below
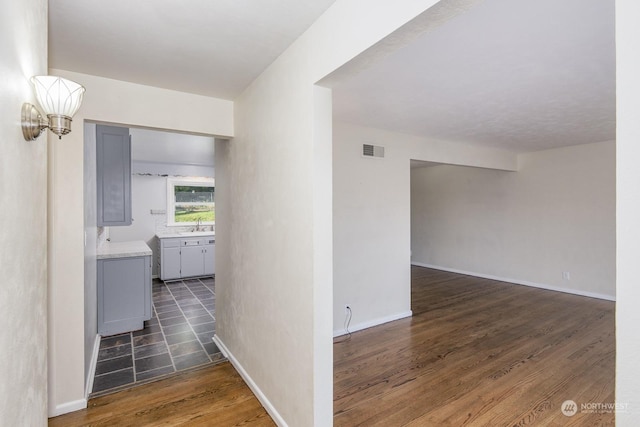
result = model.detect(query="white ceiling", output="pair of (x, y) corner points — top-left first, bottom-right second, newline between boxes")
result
(49, 0), (337, 99)
(332, 0), (616, 153)
(50, 0), (615, 154)
(130, 128), (214, 166)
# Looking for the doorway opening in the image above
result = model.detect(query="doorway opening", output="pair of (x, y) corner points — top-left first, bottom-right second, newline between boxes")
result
(84, 123), (225, 396)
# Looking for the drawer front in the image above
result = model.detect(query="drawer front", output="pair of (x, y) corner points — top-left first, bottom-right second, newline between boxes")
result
(181, 238), (202, 246)
(161, 238), (181, 248)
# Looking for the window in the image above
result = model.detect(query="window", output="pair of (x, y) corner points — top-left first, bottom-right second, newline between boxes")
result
(167, 177), (215, 226)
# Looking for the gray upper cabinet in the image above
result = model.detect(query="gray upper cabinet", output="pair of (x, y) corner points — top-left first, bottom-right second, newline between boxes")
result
(97, 125), (132, 226)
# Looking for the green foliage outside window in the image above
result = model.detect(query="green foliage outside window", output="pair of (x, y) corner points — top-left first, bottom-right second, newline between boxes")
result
(174, 185), (215, 223)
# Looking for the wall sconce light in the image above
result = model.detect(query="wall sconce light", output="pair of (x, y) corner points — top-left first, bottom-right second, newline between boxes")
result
(22, 76), (86, 141)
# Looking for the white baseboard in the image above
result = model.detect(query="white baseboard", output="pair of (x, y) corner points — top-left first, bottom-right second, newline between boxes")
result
(85, 334), (101, 399)
(213, 335), (288, 427)
(50, 335), (100, 418)
(50, 399), (87, 418)
(333, 310), (413, 338)
(51, 334), (100, 418)
(411, 262), (616, 301)
(213, 335), (228, 358)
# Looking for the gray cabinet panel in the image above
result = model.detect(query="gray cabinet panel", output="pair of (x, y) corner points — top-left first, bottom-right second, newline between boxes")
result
(98, 255), (151, 336)
(204, 243), (215, 275)
(97, 125), (132, 226)
(162, 247), (181, 280)
(181, 245), (205, 278)
(159, 236), (215, 280)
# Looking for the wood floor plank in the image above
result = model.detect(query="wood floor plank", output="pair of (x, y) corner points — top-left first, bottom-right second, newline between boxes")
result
(333, 266), (615, 426)
(48, 362), (276, 427)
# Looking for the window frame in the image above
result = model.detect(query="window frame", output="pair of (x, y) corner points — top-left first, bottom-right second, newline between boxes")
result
(166, 177), (215, 226)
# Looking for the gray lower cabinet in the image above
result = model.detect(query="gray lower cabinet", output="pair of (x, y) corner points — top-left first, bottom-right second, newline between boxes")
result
(203, 243), (215, 275)
(98, 255), (152, 335)
(181, 244), (206, 277)
(160, 236), (215, 280)
(162, 245), (182, 280)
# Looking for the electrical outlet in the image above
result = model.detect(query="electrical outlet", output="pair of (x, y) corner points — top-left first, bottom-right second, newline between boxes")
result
(562, 271), (571, 280)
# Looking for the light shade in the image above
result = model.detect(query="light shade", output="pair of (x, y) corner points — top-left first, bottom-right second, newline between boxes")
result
(22, 76), (86, 141)
(31, 76), (85, 118)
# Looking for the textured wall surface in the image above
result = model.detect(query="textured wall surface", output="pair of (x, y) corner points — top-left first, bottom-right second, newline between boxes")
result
(333, 124), (412, 335)
(0, 0), (48, 424)
(411, 140), (615, 299)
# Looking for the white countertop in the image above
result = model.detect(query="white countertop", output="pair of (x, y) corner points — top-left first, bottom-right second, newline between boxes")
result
(97, 240), (153, 259)
(156, 231), (215, 239)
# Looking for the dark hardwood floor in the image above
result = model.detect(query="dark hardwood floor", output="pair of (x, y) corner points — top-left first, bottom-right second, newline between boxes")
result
(49, 266), (614, 426)
(333, 266), (615, 426)
(48, 362), (276, 427)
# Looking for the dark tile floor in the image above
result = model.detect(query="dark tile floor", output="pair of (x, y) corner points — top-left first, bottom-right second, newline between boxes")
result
(92, 276), (225, 395)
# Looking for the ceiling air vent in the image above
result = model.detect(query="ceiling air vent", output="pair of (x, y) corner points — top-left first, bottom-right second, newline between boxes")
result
(363, 144), (384, 158)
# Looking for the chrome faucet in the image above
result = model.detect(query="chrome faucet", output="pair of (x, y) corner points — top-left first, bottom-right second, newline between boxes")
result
(195, 218), (202, 231)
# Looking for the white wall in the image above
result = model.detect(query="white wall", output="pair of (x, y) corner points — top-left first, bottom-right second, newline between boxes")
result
(616, 0), (640, 421)
(217, 57), (320, 426)
(82, 123), (98, 392)
(333, 126), (412, 334)
(48, 70), (233, 415)
(0, 0), (48, 424)
(332, 122), (517, 335)
(411, 140), (616, 299)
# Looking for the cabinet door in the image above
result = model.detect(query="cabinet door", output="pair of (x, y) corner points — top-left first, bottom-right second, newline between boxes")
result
(98, 257), (148, 335)
(203, 243), (215, 275)
(162, 247), (182, 280)
(181, 245), (205, 278)
(97, 125), (132, 226)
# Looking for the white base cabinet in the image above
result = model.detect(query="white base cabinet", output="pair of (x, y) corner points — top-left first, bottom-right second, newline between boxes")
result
(159, 236), (215, 281)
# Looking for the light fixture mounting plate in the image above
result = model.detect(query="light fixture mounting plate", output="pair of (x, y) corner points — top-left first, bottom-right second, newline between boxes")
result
(21, 103), (47, 141)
